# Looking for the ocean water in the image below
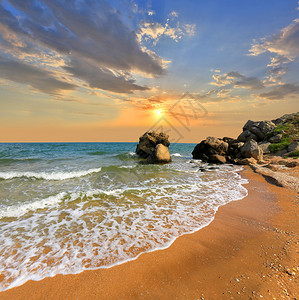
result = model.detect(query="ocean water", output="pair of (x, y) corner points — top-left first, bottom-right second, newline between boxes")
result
(0, 142), (248, 291)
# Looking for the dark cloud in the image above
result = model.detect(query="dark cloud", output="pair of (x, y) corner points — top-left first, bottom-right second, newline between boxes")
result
(259, 84), (299, 100)
(3, 0), (164, 74)
(63, 56), (148, 94)
(0, 0), (165, 94)
(212, 71), (264, 90)
(0, 57), (76, 95)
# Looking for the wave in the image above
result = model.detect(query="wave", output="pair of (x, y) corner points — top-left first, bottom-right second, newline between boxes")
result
(0, 192), (67, 219)
(0, 158), (41, 164)
(114, 152), (138, 161)
(87, 151), (106, 156)
(0, 167), (102, 180)
(172, 153), (182, 157)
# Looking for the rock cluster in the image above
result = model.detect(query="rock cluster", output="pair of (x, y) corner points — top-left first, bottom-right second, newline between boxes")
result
(192, 136), (263, 164)
(136, 130), (171, 163)
(192, 112), (299, 164)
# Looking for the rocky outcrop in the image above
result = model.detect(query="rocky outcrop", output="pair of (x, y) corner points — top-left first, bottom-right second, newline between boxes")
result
(192, 137), (228, 163)
(136, 130), (171, 163)
(237, 112), (299, 157)
(237, 120), (276, 143)
(192, 136), (263, 164)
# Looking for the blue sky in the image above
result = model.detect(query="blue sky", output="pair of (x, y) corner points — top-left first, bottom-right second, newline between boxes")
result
(0, 0), (298, 141)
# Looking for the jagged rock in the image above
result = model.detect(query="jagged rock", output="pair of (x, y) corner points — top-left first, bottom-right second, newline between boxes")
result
(272, 112), (299, 125)
(269, 134), (283, 143)
(192, 137), (228, 163)
(147, 144), (171, 163)
(136, 130), (171, 163)
(237, 130), (258, 142)
(241, 139), (263, 161)
(243, 120), (255, 131)
(258, 121), (276, 135)
(209, 154), (226, 164)
(236, 157), (257, 165)
(288, 141), (299, 152)
(259, 141), (271, 154)
(250, 126), (264, 140)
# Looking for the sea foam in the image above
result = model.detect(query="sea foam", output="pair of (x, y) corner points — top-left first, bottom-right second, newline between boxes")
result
(0, 167), (102, 180)
(0, 164), (248, 292)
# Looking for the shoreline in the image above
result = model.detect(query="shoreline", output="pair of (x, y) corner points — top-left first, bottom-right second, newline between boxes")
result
(0, 167), (298, 299)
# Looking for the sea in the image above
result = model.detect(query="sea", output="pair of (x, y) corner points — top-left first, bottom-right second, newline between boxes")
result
(0, 142), (248, 291)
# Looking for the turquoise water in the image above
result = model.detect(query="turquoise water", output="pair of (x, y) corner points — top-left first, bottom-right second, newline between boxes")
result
(0, 142), (248, 290)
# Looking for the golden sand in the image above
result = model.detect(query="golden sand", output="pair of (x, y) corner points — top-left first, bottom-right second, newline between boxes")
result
(0, 167), (298, 299)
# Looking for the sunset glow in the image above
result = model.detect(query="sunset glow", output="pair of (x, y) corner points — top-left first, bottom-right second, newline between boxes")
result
(0, 0), (298, 142)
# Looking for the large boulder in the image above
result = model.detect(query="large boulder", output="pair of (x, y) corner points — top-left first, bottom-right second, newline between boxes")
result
(237, 130), (258, 142)
(238, 119), (276, 143)
(136, 130), (171, 163)
(148, 144), (171, 163)
(241, 139), (263, 161)
(192, 137), (228, 163)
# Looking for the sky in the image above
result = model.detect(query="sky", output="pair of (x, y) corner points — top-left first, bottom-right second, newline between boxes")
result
(0, 0), (298, 142)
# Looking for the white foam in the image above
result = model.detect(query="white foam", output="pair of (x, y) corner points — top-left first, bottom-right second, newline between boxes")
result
(0, 164), (248, 292)
(0, 167), (102, 180)
(0, 192), (67, 219)
(172, 153), (182, 157)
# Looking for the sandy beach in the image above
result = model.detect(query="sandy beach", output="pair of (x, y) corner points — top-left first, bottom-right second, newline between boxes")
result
(0, 167), (297, 300)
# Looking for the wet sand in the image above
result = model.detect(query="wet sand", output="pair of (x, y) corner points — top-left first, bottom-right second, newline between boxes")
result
(0, 167), (298, 299)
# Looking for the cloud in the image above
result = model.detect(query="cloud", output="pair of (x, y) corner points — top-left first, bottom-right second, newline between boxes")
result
(259, 84), (299, 100)
(63, 56), (148, 94)
(137, 17), (196, 45)
(211, 71), (264, 90)
(249, 19), (299, 60)
(0, 0), (168, 94)
(169, 11), (178, 18)
(0, 57), (76, 95)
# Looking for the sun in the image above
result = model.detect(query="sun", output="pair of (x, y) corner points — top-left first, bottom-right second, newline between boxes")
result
(156, 109), (162, 116)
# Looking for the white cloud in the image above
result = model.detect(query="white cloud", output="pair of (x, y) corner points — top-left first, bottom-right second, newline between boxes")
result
(138, 17), (196, 45)
(249, 19), (299, 60)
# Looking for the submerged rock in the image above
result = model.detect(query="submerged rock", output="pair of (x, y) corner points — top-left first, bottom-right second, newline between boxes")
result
(136, 130), (171, 163)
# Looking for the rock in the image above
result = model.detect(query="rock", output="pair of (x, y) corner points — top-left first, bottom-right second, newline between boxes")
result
(258, 121), (276, 135)
(288, 141), (299, 152)
(237, 130), (258, 142)
(147, 144), (171, 163)
(209, 154), (226, 164)
(136, 130), (171, 163)
(243, 120), (255, 131)
(286, 161), (298, 168)
(136, 130), (170, 159)
(241, 139), (263, 161)
(275, 149), (288, 156)
(269, 134), (283, 143)
(192, 137), (229, 163)
(259, 141), (271, 154)
(250, 126), (264, 140)
(236, 157), (257, 165)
